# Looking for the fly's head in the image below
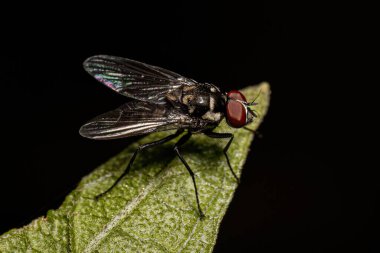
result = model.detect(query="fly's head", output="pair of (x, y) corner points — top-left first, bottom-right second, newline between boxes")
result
(225, 90), (260, 128)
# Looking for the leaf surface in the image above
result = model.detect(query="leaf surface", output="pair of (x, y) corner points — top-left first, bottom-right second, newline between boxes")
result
(0, 83), (270, 253)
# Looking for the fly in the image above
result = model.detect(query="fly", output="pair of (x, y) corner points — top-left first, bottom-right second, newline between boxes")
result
(80, 55), (260, 218)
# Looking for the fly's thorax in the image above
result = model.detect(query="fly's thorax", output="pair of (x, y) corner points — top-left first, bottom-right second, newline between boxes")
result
(165, 83), (226, 124)
(182, 83), (226, 122)
(200, 92), (226, 122)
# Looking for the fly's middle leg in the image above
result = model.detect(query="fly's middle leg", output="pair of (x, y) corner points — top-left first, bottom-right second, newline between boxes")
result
(204, 131), (239, 183)
(173, 132), (205, 219)
(95, 129), (184, 199)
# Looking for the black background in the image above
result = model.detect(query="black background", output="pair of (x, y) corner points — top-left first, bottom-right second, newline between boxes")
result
(0, 2), (376, 252)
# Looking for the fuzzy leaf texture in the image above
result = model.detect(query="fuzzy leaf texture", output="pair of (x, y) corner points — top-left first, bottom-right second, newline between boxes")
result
(0, 83), (270, 253)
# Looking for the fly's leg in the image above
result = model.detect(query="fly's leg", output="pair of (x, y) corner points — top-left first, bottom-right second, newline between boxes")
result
(173, 132), (205, 219)
(204, 131), (239, 183)
(243, 127), (263, 138)
(95, 129), (184, 199)
(243, 126), (255, 133)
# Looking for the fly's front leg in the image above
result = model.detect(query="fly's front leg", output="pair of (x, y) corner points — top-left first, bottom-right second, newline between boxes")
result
(96, 129), (184, 199)
(243, 127), (263, 138)
(204, 131), (239, 183)
(173, 132), (205, 219)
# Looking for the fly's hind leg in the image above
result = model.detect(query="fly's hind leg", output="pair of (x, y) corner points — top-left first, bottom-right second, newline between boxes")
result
(95, 129), (184, 199)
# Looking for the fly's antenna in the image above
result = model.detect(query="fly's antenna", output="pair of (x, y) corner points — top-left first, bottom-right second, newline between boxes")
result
(247, 89), (261, 106)
(232, 89), (262, 106)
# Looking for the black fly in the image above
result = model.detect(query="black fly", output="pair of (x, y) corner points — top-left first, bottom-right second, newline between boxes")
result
(80, 55), (259, 218)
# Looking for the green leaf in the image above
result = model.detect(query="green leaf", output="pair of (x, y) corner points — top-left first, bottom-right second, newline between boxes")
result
(0, 83), (270, 253)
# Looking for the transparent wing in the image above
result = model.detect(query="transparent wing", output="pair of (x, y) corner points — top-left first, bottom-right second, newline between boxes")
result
(79, 101), (190, 140)
(83, 55), (197, 104)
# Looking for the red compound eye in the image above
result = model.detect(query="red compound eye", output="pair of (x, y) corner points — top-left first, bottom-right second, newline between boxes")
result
(226, 90), (247, 128)
(227, 90), (247, 102)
